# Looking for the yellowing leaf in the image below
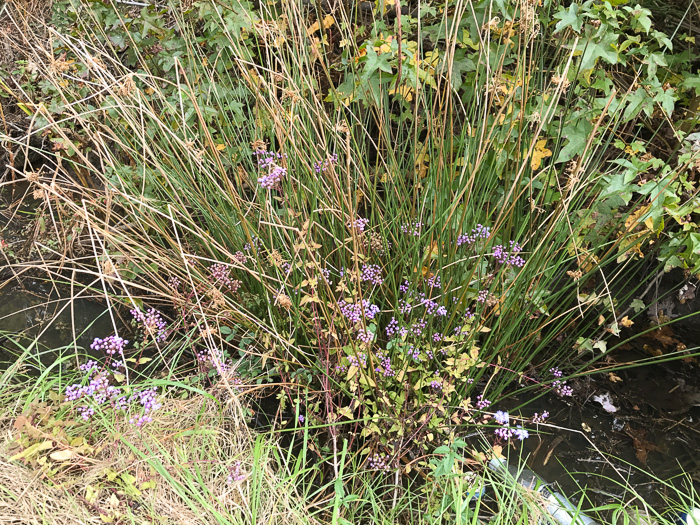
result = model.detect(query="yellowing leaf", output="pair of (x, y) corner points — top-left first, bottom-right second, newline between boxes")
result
(388, 83), (414, 101)
(306, 15), (335, 36)
(9, 440), (53, 462)
(531, 139), (552, 170)
(620, 316), (634, 328)
(50, 449), (75, 462)
(215, 143), (226, 151)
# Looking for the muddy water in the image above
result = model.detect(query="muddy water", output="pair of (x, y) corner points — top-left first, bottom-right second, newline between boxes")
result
(502, 358), (700, 511)
(0, 283), (117, 369)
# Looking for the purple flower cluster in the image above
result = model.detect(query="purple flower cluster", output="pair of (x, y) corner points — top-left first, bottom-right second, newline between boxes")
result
(426, 274), (441, 289)
(430, 374), (443, 390)
(65, 361), (161, 426)
(400, 220), (422, 236)
(348, 217), (369, 232)
(374, 351), (395, 377)
(457, 224), (491, 246)
(227, 461), (247, 483)
(131, 307), (168, 343)
(492, 411), (529, 441)
(399, 280), (410, 294)
(432, 332), (443, 342)
(549, 368), (572, 397)
(209, 263), (240, 292)
(196, 346), (232, 375)
(90, 335), (128, 356)
(386, 317), (399, 338)
(407, 344), (420, 361)
(553, 380), (573, 397)
(338, 299), (380, 323)
(492, 241), (525, 268)
(255, 150), (288, 189)
(348, 353), (368, 368)
(477, 290), (489, 303)
(356, 329), (374, 344)
(129, 387), (161, 427)
(476, 395), (491, 410)
(361, 264), (383, 286)
(532, 411), (549, 423)
(368, 453), (390, 470)
(313, 153), (338, 173)
(168, 276), (180, 290)
(233, 251), (248, 264)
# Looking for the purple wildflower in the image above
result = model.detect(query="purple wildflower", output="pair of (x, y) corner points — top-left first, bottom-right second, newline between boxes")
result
(476, 395), (491, 410)
(131, 307), (168, 343)
(513, 426), (529, 440)
(90, 335), (128, 356)
(493, 411), (509, 425)
(338, 299), (380, 323)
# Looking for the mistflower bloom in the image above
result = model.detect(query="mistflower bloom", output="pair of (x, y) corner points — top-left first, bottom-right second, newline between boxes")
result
(233, 251), (248, 264)
(227, 461), (246, 483)
(553, 381), (573, 397)
(513, 426), (529, 441)
(411, 320), (427, 336)
(399, 280), (410, 294)
(550, 367), (563, 378)
(476, 395), (491, 410)
(129, 387), (161, 427)
(356, 329), (374, 344)
(432, 332), (443, 342)
(375, 351), (395, 377)
(208, 263), (241, 293)
(532, 411), (549, 423)
(360, 264), (384, 286)
(400, 220), (422, 236)
(167, 276), (180, 290)
(131, 307), (168, 343)
(348, 217), (369, 232)
(298, 414), (305, 424)
(495, 426), (513, 440)
(456, 224), (491, 246)
(368, 453), (390, 470)
(90, 335), (128, 356)
(426, 274), (441, 289)
(313, 153), (339, 173)
(407, 345), (420, 361)
(338, 299), (380, 323)
(493, 411), (510, 425)
(385, 317), (399, 338)
(348, 353), (368, 368)
(492, 241), (526, 267)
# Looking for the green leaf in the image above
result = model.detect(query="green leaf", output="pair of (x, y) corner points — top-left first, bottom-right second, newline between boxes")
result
(556, 118), (593, 164)
(630, 299), (645, 313)
(554, 3), (584, 33)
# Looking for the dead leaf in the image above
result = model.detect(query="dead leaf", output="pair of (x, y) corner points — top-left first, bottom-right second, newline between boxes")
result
(50, 449), (75, 462)
(620, 316), (634, 328)
(531, 139), (552, 170)
(608, 372), (623, 383)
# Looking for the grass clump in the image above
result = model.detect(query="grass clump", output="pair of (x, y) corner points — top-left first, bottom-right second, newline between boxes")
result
(0, 0), (699, 522)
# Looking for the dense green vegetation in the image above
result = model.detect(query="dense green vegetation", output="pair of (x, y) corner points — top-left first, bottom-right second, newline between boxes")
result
(0, 0), (699, 522)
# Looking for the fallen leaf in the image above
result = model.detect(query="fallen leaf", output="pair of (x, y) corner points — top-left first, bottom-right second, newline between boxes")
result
(608, 372), (623, 383)
(620, 316), (634, 328)
(306, 14), (335, 36)
(531, 139), (552, 170)
(50, 449), (75, 462)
